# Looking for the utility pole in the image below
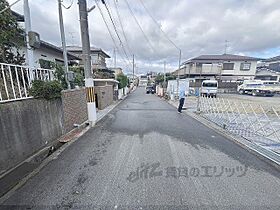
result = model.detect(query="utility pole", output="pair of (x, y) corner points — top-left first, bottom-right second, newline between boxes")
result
(164, 60), (166, 83)
(224, 40), (229, 54)
(113, 48), (116, 68)
(78, 0), (97, 126)
(23, 0), (34, 80)
(176, 49), (181, 98)
(132, 54), (135, 81)
(58, 0), (71, 89)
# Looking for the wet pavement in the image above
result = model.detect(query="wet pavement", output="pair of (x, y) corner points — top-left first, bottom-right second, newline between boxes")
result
(1, 87), (280, 209)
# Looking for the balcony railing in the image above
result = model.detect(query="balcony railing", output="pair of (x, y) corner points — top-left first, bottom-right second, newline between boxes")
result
(0, 63), (54, 103)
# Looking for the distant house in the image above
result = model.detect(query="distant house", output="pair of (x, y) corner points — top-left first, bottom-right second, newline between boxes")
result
(255, 67), (280, 81)
(66, 46), (110, 70)
(109, 67), (123, 77)
(173, 54), (260, 81)
(262, 56), (280, 73)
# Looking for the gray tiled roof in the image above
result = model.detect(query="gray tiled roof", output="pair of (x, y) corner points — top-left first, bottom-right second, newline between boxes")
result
(66, 46), (110, 58)
(183, 54), (260, 64)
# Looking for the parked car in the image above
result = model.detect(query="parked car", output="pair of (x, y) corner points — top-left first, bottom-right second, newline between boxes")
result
(237, 80), (276, 96)
(200, 80), (218, 97)
(146, 86), (155, 94)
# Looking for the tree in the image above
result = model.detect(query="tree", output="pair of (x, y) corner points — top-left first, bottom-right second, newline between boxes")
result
(155, 73), (176, 85)
(155, 73), (164, 84)
(116, 73), (128, 89)
(0, 0), (25, 64)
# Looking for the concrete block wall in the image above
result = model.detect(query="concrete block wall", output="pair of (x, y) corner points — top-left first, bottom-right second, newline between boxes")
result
(95, 85), (113, 110)
(61, 88), (88, 133)
(0, 99), (64, 174)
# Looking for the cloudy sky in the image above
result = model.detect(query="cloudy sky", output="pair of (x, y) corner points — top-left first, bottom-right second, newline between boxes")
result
(9, 0), (280, 74)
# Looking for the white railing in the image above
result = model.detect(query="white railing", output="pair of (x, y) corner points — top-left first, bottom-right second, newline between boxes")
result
(198, 96), (280, 144)
(0, 63), (55, 103)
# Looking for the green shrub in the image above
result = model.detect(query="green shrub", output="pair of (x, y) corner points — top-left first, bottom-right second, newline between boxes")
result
(116, 73), (128, 89)
(29, 80), (63, 100)
(70, 66), (85, 87)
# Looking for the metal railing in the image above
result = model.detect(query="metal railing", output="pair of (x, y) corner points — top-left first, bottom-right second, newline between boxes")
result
(0, 63), (54, 103)
(198, 96), (280, 144)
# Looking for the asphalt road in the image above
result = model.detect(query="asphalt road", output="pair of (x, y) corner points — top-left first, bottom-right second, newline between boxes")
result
(2, 87), (280, 209)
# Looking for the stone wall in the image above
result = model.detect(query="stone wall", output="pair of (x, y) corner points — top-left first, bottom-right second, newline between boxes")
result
(61, 88), (88, 133)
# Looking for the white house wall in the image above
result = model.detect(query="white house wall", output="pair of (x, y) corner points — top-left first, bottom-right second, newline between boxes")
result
(181, 61), (257, 76)
(20, 46), (65, 68)
(222, 61), (257, 76)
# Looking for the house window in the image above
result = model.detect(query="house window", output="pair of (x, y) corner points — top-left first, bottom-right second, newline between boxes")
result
(223, 63), (234, 70)
(240, 63), (251, 71)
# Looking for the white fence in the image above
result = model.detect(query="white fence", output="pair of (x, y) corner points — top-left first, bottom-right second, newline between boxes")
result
(0, 63), (54, 103)
(198, 97), (280, 145)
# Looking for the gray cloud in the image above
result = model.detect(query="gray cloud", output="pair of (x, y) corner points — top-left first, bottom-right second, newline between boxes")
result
(8, 0), (280, 73)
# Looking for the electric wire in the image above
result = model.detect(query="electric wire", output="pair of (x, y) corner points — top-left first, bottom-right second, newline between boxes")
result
(100, 0), (132, 66)
(61, 0), (74, 9)
(0, 0), (21, 15)
(139, 0), (180, 51)
(94, 0), (131, 70)
(112, 0), (133, 58)
(123, 0), (159, 57)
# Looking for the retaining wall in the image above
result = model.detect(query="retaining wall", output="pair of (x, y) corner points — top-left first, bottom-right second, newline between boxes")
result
(0, 99), (63, 174)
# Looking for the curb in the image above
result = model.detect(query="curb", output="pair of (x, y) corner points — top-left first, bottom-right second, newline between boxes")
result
(165, 99), (280, 170)
(0, 94), (129, 203)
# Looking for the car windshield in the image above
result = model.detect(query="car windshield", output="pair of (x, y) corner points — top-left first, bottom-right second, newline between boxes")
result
(202, 83), (217, 87)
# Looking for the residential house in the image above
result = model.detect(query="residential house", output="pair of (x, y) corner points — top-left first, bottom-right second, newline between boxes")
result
(20, 41), (80, 68)
(109, 67), (123, 77)
(174, 54), (260, 81)
(12, 11), (80, 68)
(255, 67), (280, 81)
(67, 46), (110, 70)
(262, 55), (280, 73)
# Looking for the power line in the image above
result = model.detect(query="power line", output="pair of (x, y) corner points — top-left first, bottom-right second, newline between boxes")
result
(94, 0), (131, 70)
(139, 0), (180, 51)
(0, 0), (22, 15)
(113, 0), (133, 57)
(123, 0), (159, 57)
(61, 0), (74, 9)
(100, 0), (132, 65)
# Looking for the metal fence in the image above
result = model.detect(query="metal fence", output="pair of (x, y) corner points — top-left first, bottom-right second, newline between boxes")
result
(198, 96), (280, 146)
(0, 63), (54, 103)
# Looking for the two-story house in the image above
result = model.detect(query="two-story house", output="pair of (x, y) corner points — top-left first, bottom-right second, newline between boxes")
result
(66, 46), (110, 70)
(67, 46), (114, 78)
(174, 54), (260, 81)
